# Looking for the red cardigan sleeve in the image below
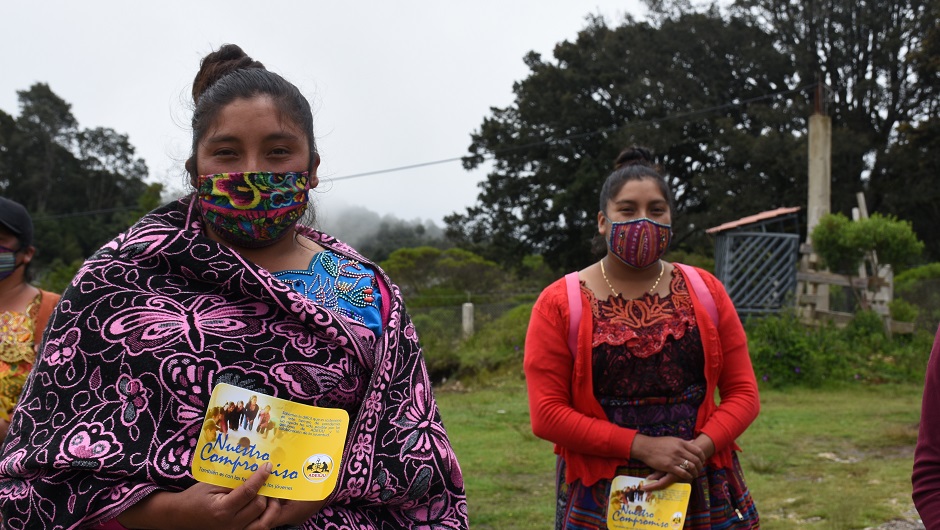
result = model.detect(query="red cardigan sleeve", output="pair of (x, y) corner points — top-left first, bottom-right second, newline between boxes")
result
(914, 324), (940, 526)
(524, 281), (636, 460)
(694, 272), (760, 454)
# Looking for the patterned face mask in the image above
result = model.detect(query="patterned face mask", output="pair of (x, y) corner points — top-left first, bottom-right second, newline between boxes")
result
(605, 216), (672, 270)
(197, 171), (310, 248)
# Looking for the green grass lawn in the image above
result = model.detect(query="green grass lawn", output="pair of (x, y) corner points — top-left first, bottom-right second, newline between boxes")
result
(436, 373), (924, 529)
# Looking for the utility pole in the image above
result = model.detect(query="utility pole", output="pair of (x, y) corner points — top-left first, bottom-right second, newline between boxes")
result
(799, 79), (832, 317)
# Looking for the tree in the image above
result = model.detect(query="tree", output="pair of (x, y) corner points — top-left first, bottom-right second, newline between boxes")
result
(380, 247), (504, 304)
(811, 212), (924, 309)
(867, 0), (940, 261)
(872, 118), (940, 261)
(448, 10), (806, 272)
(5, 84), (78, 214)
(0, 83), (155, 274)
(356, 219), (448, 263)
(732, 0), (939, 216)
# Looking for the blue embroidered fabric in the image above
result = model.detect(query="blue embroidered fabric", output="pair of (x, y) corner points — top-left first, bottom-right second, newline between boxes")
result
(272, 250), (383, 339)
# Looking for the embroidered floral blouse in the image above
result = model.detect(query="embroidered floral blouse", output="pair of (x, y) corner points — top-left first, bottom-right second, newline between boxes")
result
(588, 270), (705, 398)
(272, 249), (383, 339)
(0, 292), (41, 419)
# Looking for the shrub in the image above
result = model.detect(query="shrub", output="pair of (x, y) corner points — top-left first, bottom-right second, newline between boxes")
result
(746, 309), (932, 387)
(746, 312), (849, 388)
(664, 250), (715, 273)
(895, 263), (940, 332)
(412, 308), (463, 382)
(456, 304), (533, 377)
(888, 298), (918, 324)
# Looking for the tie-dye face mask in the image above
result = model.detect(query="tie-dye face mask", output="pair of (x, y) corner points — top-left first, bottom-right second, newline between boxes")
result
(605, 216), (672, 270)
(197, 171), (310, 248)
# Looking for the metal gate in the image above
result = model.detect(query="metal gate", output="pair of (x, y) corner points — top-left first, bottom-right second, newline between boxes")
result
(708, 207), (801, 316)
(714, 232), (800, 315)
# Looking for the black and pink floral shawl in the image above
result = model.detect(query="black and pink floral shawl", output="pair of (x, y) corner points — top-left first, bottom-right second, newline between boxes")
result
(0, 197), (468, 529)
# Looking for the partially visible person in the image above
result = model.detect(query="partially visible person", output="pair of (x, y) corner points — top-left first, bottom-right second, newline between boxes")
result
(525, 147), (760, 528)
(243, 395), (259, 430)
(913, 323), (940, 526)
(257, 404), (272, 434)
(0, 196), (60, 442)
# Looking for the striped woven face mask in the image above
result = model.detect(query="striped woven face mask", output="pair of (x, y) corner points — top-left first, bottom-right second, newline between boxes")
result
(605, 216), (672, 270)
(0, 245), (18, 281)
(197, 171), (310, 248)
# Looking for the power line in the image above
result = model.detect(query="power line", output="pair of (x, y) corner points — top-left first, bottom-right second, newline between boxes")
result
(331, 156), (468, 181)
(329, 82), (816, 180)
(27, 83), (816, 220)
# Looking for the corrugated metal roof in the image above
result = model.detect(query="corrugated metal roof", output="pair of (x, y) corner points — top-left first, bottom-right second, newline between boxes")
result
(705, 206), (802, 234)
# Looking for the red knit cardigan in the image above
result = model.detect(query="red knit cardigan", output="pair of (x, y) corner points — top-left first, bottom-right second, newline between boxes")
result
(524, 265), (760, 486)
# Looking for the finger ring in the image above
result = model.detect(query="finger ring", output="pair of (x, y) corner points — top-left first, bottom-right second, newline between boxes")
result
(679, 459), (690, 470)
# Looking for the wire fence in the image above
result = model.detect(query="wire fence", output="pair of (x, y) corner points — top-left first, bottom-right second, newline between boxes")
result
(408, 295), (539, 338)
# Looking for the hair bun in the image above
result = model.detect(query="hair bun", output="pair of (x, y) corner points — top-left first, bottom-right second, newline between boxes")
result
(192, 44), (266, 104)
(613, 146), (655, 170)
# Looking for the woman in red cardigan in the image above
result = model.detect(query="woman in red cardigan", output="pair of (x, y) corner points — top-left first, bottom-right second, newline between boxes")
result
(525, 147), (760, 529)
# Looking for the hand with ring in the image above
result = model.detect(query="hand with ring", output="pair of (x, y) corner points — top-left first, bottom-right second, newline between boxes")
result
(629, 434), (705, 481)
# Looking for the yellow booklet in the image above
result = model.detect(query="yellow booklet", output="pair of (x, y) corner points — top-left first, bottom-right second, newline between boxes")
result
(607, 475), (691, 530)
(191, 383), (349, 501)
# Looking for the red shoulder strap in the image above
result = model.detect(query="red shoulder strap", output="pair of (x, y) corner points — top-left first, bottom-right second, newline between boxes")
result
(564, 272), (581, 359)
(673, 263), (718, 326)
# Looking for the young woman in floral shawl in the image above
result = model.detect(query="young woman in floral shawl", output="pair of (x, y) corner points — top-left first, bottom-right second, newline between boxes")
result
(0, 44), (468, 530)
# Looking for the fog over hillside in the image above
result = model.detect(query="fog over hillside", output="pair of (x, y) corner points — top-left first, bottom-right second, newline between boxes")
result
(313, 201), (444, 250)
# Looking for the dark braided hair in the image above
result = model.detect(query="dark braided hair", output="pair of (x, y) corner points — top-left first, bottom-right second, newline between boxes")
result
(186, 44), (318, 182)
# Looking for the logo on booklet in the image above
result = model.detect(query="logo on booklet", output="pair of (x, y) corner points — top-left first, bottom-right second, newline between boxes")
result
(303, 454), (334, 483)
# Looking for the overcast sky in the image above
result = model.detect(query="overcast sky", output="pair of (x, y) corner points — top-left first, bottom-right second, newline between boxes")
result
(2, 1), (646, 227)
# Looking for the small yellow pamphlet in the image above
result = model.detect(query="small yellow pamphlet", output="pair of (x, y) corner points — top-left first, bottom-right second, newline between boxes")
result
(607, 476), (691, 530)
(191, 383), (349, 501)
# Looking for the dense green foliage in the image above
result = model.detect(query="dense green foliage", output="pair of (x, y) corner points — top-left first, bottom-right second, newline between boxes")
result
(746, 310), (933, 388)
(875, 116), (940, 261)
(810, 212), (924, 310)
(811, 212), (924, 274)
(448, 0), (939, 271)
(895, 263), (940, 332)
(0, 83), (161, 285)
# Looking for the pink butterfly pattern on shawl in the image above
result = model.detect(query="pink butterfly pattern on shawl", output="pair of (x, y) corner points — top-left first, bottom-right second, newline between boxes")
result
(104, 294), (270, 355)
